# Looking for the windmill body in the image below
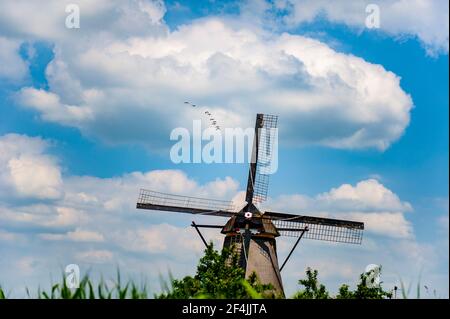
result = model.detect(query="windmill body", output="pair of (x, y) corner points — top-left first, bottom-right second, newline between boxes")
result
(221, 208), (284, 294)
(136, 114), (364, 297)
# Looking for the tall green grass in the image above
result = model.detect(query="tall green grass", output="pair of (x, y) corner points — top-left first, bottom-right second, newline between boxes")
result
(0, 271), (149, 299)
(396, 270), (437, 299)
(40, 271), (148, 299)
(0, 269), (438, 299)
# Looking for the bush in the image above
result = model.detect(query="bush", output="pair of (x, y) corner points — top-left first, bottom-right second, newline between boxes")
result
(292, 268), (330, 299)
(156, 244), (277, 299)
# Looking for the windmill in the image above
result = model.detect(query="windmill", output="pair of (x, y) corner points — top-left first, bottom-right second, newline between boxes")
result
(136, 114), (364, 296)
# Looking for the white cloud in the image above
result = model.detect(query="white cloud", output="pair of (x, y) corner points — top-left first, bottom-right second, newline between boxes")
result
(0, 134), (63, 200)
(0, 204), (88, 228)
(263, 179), (413, 238)
(138, 0), (166, 24)
(317, 179), (413, 212)
(0, 134), (415, 243)
(0, 37), (28, 82)
(16, 88), (93, 124)
(40, 228), (104, 242)
(0, 0), (167, 40)
(0, 134), (414, 241)
(278, 0), (449, 56)
(0, 133), (240, 237)
(76, 250), (113, 263)
(111, 223), (222, 257)
(0, 0), (412, 151)
(344, 212), (413, 239)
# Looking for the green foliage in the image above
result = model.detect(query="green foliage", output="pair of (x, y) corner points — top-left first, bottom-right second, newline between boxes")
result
(398, 272), (425, 299)
(156, 243), (277, 299)
(0, 245), (427, 299)
(292, 267), (393, 299)
(292, 268), (330, 299)
(34, 270), (148, 299)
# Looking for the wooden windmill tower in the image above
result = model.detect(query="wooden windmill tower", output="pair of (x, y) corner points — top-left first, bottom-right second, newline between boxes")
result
(136, 114), (364, 297)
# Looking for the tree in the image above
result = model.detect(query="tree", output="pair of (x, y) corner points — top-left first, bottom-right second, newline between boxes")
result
(156, 243), (393, 299)
(292, 267), (330, 299)
(156, 244), (277, 299)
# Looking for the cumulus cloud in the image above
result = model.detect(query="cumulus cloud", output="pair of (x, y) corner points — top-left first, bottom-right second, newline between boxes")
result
(0, 133), (414, 244)
(111, 223), (223, 258)
(317, 179), (413, 212)
(0, 0), (167, 40)
(0, 133), (239, 231)
(0, 1), (413, 151)
(0, 134), (63, 200)
(39, 228), (105, 242)
(75, 250), (113, 263)
(276, 0), (449, 56)
(16, 88), (93, 124)
(0, 134), (414, 251)
(263, 179), (413, 238)
(0, 205), (88, 229)
(0, 37), (28, 82)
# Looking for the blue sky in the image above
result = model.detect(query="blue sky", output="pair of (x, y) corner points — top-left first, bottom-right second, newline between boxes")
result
(0, 0), (448, 298)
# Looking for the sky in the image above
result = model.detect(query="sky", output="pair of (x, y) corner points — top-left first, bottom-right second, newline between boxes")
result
(0, 0), (448, 298)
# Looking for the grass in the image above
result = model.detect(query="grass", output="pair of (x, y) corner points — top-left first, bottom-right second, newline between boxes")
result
(396, 270), (440, 299)
(0, 273), (266, 299)
(0, 271), (149, 299)
(0, 269), (438, 299)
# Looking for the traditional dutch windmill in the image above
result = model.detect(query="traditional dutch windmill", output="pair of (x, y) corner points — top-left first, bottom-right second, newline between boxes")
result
(136, 114), (364, 296)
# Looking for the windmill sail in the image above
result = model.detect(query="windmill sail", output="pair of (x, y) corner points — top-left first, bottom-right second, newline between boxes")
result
(264, 211), (364, 244)
(137, 189), (237, 217)
(246, 114), (278, 205)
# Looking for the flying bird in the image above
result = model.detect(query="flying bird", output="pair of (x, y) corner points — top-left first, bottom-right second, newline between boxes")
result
(184, 102), (222, 130)
(184, 101), (196, 107)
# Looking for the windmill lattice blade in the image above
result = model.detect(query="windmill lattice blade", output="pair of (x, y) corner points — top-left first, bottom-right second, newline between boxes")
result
(136, 189), (237, 218)
(264, 211), (364, 244)
(253, 114), (278, 203)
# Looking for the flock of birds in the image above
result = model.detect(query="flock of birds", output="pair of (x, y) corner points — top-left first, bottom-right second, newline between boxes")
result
(184, 101), (221, 131)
